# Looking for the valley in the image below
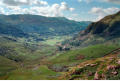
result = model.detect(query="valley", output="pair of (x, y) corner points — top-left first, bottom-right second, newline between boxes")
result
(0, 11), (120, 80)
(0, 14), (91, 80)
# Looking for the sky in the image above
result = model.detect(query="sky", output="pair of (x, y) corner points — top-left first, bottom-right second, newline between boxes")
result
(0, 0), (120, 21)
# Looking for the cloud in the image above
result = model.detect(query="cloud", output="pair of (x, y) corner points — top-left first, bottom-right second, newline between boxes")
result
(1, 0), (48, 6)
(103, 0), (120, 4)
(0, 7), (5, 14)
(28, 2), (74, 17)
(60, 2), (74, 11)
(78, 0), (93, 3)
(78, 0), (82, 2)
(0, 1), (74, 17)
(78, 0), (120, 4)
(90, 7), (120, 21)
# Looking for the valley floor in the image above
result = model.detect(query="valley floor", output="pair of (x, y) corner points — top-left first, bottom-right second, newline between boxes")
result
(0, 43), (120, 80)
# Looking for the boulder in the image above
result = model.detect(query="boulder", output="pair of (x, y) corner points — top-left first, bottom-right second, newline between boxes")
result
(107, 65), (117, 70)
(88, 72), (93, 76)
(117, 60), (120, 64)
(111, 71), (118, 75)
(94, 72), (99, 80)
(90, 64), (97, 67)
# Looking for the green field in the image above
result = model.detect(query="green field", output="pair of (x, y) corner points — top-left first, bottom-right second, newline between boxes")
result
(6, 65), (61, 80)
(42, 36), (72, 45)
(49, 44), (120, 66)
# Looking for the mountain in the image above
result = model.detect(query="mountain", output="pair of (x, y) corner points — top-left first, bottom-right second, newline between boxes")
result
(62, 11), (120, 47)
(0, 22), (28, 37)
(84, 11), (120, 37)
(0, 14), (91, 37)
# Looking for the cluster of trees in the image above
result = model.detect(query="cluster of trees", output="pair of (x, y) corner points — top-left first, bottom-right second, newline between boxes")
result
(57, 44), (71, 51)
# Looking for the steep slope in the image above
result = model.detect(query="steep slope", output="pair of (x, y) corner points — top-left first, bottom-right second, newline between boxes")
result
(0, 14), (91, 37)
(0, 22), (28, 37)
(63, 11), (120, 47)
(61, 48), (120, 80)
(84, 11), (120, 37)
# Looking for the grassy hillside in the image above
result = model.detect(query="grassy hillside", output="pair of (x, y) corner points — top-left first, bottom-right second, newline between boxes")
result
(46, 44), (120, 73)
(62, 48), (120, 80)
(0, 43), (119, 80)
(49, 44), (119, 64)
(0, 56), (18, 80)
(0, 56), (61, 80)
(0, 37), (56, 62)
(0, 38), (59, 80)
(5, 65), (61, 80)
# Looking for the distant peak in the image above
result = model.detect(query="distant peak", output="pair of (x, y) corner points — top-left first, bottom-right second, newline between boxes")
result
(116, 11), (120, 15)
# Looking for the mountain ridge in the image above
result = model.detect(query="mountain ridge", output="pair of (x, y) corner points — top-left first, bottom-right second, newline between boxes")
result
(62, 11), (120, 47)
(0, 14), (91, 37)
